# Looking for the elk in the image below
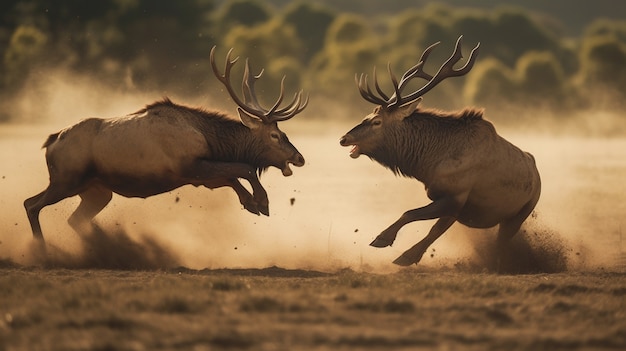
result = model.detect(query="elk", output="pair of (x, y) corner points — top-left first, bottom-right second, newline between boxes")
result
(339, 36), (541, 266)
(24, 47), (307, 242)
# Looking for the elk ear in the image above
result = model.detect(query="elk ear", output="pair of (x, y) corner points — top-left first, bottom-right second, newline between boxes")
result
(238, 108), (263, 129)
(397, 98), (422, 119)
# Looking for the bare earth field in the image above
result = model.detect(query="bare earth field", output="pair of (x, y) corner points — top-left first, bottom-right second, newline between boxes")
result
(1, 266), (625, 351)
(1, 107), (626, 350)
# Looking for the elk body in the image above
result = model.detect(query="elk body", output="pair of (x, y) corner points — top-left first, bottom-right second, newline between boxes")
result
(25, 48), (307, 241)
(340, 37), (541, 266)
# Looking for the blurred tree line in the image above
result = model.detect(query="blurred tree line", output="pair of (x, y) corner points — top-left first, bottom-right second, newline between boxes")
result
(1, 0), (625, 122)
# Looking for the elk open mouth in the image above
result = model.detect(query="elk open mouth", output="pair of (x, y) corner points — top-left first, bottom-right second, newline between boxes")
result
(282, 163), (293, 177)
(340, 136), (361, 159)
(349, 145), (361, 159)
(282, 154), (305, 177)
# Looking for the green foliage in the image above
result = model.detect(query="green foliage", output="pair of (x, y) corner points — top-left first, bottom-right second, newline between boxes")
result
(308, 14), (379, 98)
(579, 35), (626, 84)
(577, 34), (626, 108)
(282, 2), (335, 62)
(0, 0), (625, 120)
(3, 25), (47, 87)
(518, 51), (566, 98)
(464, 58), (516, 105)
(465, 51), (575, 117)
(584, 19), (626, 42)
(223, 18), (303, 96)
(214, 0), (271, 28)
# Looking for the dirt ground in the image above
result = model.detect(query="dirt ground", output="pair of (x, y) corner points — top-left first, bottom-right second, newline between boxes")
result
(0, 266), (625, 351)
(1, 98), (626, 350)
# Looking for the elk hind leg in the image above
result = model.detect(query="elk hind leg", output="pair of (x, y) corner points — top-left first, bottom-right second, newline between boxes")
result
(496, 197), (539, 247)
(24, 182), (83, 241)
(494, 199), (540, 272)
(393, 216), (456, 266)
(24, 191), (48, 241)
(68, 185), (113, 235)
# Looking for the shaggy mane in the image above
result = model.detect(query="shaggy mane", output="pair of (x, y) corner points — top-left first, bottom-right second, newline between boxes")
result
(418, 106), (485, 121)
(134, 97), (234, 121)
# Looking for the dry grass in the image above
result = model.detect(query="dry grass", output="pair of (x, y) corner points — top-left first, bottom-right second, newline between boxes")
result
(0, 267), (625, 350)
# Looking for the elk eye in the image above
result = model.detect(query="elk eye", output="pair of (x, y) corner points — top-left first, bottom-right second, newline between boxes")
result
(270, 132), (280, 140)
(372, 119), (382, 126)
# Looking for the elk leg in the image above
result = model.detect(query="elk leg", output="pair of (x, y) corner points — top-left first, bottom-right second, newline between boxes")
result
(496, 196), (539, 247)
(186, 160), (269, 216)
(229, 179), (263, 215)
(24, 181), (84, 241)
(204, 178), (260, 215)
(494, 198), (539, 271)
(24, 191), (47, 241)
(370, 196), (460, 248)
(68, 185), (113, 234)
(393, 216), (456, 266)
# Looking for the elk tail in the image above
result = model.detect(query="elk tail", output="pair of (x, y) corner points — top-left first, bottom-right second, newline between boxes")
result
(42, 132), (60, 149)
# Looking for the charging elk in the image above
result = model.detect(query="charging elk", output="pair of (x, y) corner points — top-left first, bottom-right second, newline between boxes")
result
(25, 47), (307, 242)
(340, 36), (541, 266)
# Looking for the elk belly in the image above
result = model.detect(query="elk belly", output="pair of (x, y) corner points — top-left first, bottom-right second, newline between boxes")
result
(98, 173), (184, 198)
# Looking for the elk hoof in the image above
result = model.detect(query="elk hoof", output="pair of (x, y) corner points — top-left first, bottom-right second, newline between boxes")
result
(259, 204), (270, 217)
(243, 202), (260, 216)
(370, 237), (393, 248)
(392, 254), (417, 266)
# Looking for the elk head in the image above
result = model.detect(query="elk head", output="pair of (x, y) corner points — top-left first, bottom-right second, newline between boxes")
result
(340, 36), (480, 159)
(210, 47), (308, 176)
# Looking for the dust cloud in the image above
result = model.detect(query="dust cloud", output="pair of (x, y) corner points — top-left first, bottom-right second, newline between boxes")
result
(1, 71), (624, 273)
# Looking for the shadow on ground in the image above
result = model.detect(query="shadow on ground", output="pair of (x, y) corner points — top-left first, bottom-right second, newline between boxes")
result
(26, 224), (180, 269)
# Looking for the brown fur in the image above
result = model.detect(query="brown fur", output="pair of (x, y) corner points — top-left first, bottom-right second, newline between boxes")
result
(340, 101), (541, 266)
(24, 97), (305, 241)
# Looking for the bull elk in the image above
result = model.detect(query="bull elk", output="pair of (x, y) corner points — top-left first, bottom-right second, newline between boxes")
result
(24, 47), (307, 242)
(340, 36), (541, 266)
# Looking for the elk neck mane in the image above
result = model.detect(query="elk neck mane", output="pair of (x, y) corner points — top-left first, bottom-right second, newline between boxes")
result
(137, 97), (270, 174)
(371, 106), (487, 180)
(414, 106), (485, 121)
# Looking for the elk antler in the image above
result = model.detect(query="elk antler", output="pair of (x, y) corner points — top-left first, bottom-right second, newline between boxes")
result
(356, 36), (480, 109)
(210, 46), (308, 123)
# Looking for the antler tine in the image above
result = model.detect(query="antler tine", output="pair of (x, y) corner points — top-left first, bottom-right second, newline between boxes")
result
(241, 58), (270, 122)
(373, 66), (390, 102)
(387, 41), (441, 105)
(266, 76), (286, 117)
(268, 90), (309, 122)
(273, 90), (302, 115)
(388, 63), (403, 106)
(414, 40), (440, 81)
(394, 36), (481, 107)
(210, 46), (268, 120)
(265, 79), (310, 122)
(356, 73), (388, 105)
(211, 46), (307, 123)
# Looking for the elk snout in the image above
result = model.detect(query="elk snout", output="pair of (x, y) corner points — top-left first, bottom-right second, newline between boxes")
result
(282, 152), (305, 177)
(339, 134), (361, 159)
(292, 152), (305, 167)
(339, 135), (349, 146)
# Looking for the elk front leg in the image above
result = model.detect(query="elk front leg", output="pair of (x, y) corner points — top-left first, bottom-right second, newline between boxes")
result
(204, 178), (263, 215)
(392, 216), (456, 266)
(187, 160), (269, 216)
(370, 196), (461, 248)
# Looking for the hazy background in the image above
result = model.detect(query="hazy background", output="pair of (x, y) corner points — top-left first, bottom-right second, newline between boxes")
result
(0, 0), (625, 271)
